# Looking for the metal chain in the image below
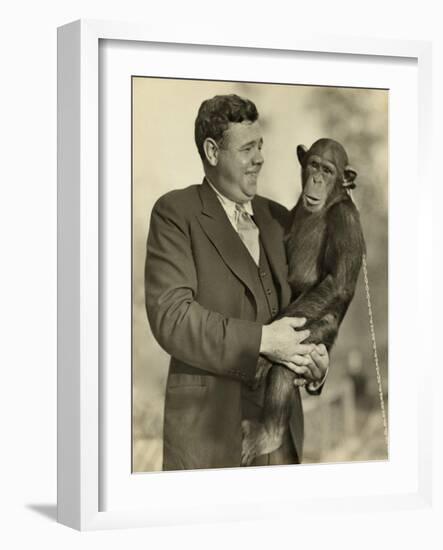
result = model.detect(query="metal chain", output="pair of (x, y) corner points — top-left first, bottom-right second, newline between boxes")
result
(362, 254), (389, 454)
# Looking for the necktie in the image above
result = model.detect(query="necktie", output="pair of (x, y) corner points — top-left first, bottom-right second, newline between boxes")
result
(235, 203), (260, 265)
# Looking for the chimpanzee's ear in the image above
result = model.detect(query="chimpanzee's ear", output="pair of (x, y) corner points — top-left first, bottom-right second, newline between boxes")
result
(343, 165), (357, 189)
(296, 144), (308, 166)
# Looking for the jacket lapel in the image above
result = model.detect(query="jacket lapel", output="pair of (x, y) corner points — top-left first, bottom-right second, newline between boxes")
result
(197, 180), (260, 301)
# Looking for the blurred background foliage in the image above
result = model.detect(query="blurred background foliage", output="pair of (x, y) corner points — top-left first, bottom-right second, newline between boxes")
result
(132, 78), (388, 471)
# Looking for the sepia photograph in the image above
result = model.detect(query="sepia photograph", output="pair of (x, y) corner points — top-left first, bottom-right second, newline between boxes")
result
(132, 76), (389, 473)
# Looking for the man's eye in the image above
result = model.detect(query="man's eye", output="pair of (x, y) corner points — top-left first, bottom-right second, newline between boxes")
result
(324, 167), (331, 174)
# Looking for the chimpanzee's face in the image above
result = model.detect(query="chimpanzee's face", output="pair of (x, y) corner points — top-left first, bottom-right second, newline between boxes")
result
(302, 153), (338, 212)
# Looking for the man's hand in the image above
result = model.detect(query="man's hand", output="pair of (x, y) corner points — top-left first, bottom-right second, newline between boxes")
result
(311, 344), (328, 377)
(260, 318), (329, 388)
(291, 344), (329, 388)
(260, 317), (314, 366)
(305, 344), (329, 391)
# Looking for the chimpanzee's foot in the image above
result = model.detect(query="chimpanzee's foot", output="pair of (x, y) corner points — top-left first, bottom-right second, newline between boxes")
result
(241, 420), (284, 466)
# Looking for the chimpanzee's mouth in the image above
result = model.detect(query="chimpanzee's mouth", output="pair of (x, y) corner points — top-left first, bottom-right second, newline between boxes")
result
(304, 194), (321, 206)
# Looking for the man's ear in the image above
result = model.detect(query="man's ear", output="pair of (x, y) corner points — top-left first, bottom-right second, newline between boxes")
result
(296, 144), (308, 166)
(203, 138), (219, 167)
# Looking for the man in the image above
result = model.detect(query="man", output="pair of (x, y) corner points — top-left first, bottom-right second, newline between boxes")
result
(145, 94), (329, 470)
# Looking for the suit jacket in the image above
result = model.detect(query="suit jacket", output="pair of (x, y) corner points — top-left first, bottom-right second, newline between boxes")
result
(145, 179), (304, 469)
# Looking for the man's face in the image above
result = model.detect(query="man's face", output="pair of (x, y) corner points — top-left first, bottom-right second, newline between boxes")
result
(213, 121), (264, 203)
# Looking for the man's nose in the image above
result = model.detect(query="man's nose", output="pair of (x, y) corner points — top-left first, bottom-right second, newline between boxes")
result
(253, 148), (264, 165)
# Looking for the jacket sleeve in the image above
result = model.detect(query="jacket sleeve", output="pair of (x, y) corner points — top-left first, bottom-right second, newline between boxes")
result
(144, 194), (262, 384)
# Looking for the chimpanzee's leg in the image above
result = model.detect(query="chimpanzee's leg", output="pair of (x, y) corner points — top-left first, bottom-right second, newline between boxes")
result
(241, 365), (295, 466)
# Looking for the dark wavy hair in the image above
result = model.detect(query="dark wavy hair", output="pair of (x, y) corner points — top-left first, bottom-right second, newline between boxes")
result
(194, 94), (259, 161)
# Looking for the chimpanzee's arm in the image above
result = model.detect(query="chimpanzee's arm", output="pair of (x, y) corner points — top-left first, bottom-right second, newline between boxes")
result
(283, 199), (365, 350)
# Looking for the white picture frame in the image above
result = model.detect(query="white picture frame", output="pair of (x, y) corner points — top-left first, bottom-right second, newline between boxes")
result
(57, 19), (433, 531)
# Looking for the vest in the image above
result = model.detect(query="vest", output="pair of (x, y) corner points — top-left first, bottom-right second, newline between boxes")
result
(255, 240), (280, 323)
(240, 239), (280, 411)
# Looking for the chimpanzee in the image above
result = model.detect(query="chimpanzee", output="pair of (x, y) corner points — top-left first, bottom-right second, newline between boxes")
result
(241, 138), (366, 466)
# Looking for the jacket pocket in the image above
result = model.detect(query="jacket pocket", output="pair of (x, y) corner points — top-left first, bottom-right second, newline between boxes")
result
(167, 373), (207, 389)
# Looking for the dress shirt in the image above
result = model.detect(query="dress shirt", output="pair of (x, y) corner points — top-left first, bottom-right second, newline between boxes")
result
(206, 178), (255, 231)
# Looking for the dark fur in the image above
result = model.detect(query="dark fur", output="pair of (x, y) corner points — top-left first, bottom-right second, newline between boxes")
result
(241, 139), (365, 465)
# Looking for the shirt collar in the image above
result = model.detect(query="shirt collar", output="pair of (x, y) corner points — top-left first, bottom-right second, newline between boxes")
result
(206, 177), (254, 217)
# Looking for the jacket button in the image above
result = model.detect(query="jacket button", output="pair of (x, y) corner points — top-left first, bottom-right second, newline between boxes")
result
(266, 289), (272, 295)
